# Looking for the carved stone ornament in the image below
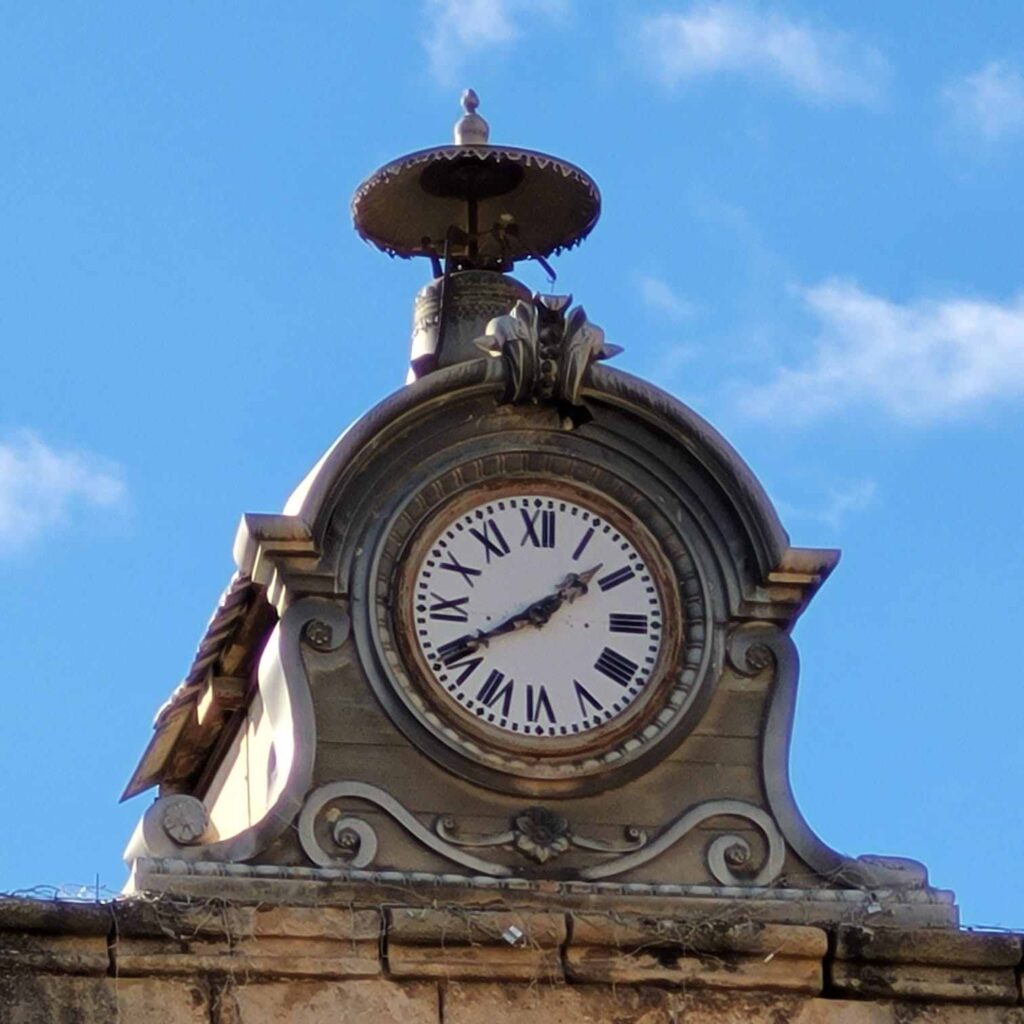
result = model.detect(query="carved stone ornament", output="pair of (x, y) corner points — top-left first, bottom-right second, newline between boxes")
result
(436, 806), (647, 866)
(159, 795), (210, 845)
(297, 781), (782, 885)
(476, 293), (623, 410)
(302, 618), (333, 650)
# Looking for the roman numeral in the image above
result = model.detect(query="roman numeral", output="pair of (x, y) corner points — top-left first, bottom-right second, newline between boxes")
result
(594, 647), (638, 686)
(428, 593), (470, 622)
(470, 519), (510, 562)
(439, 552), (482, 588)
(609, 613), (648, 634)
(571, 526), (595, 561)
(477, 670), (514, 716)
(446, 655), (483, 686)
(573, 680), (603, 716)
(598, 566), (635, 591)
(520, 509), (556, 548)
(526, 684), (556, 724)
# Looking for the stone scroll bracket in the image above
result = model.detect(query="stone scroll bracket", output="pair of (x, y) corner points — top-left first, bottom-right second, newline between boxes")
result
(124, 598), (344, 872)
(728, 622), (930, 891)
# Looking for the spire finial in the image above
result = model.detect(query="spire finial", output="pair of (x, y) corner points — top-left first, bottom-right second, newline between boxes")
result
(454, 88), (489, 145)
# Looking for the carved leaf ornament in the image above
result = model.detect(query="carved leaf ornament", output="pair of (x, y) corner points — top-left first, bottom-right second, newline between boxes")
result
(476, 293), (623, 410)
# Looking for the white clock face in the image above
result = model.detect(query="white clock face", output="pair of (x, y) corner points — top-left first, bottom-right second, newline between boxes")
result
(407, 492), (666, 740)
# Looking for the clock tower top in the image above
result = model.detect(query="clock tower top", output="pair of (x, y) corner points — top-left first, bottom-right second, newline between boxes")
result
(121, 96), (956, 935)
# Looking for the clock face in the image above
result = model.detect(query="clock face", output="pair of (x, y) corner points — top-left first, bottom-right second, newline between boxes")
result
(395, 484), (677, 755)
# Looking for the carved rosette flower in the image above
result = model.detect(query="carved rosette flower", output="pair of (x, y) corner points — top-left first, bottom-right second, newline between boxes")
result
(303, 618), (334, 650)
(513, 807), (572, 864)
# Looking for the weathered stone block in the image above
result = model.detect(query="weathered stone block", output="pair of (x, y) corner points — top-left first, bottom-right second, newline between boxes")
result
(222, 978), (438, 1023)
(836, 925), (1023, 968)
(831, 961), (1019, 1005)
(241, 905), (380, 940)
(832, 925), (1022, 1004)
(566, 914), (825, 993)
(115, 977), (211, 1022)
(443, 984), (913, 1024)
(115, 933), (380, 979)
(0, 898), (111, 937)
(387, 908), (565, 982)
(111, 902), (381, 978)
(443, 982), (675, 1024)
(0, 974), (209, 1024)
(388, 908), (566, 946)
(0, 932), (109, 976)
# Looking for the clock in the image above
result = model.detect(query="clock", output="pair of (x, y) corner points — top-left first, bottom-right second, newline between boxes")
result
(358, 440), (716, 797)
(404, 488), (667, 742)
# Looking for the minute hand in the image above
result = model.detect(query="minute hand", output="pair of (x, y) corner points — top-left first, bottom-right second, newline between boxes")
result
(485, 561), (603, 638)
(439, 563), (603, 665)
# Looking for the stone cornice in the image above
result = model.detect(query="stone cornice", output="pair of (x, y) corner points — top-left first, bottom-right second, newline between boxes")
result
(1, 895), (1019, 1015)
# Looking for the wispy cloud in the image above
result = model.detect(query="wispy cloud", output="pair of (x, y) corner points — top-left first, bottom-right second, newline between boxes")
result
(0, 432), (127, 553)
(422, 0), (568, 84)
(638, 275), (696, 321)
(636, 3), (888, 106)
(944, 61), (1024, 141)
(776, 479), (877, 531)
(738, 280), (1024, 423)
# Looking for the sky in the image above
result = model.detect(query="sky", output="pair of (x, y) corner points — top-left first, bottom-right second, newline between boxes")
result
(1, 2), (1022, 928)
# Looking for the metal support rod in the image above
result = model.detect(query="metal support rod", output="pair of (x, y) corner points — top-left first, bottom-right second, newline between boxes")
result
(467, 197), (479, 262)
(434, 233), (454, 366)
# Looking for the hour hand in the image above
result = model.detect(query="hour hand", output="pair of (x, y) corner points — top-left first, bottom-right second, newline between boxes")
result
(437, 632), (485, 665)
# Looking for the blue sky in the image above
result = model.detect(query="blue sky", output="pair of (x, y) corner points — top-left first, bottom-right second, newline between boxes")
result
(1, 2), (1022, 926)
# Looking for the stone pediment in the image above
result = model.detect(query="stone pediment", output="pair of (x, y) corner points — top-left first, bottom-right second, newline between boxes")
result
(122, 341), (955, 928)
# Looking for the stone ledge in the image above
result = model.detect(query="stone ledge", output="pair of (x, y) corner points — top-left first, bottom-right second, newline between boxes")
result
(831, 925), (1023, 1005)
(0, 897), (111, 937)
(0, 932), (110, 977)
(110, 899), (380, 941)
(566, 914), (826, 994)
(831, 961), (1019, 1006)
(109, 903), (382, 980)
(3, 895), (1023, 1012)
(129, 858), (961, 929)
(387, 909), (565, 982)
(836, 925), (1023, 967)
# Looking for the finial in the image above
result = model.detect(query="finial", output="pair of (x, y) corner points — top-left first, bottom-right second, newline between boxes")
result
(454, 88), (489, 145)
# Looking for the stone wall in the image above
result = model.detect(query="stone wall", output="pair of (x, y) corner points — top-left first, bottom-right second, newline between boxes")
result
(2, 896), (1022, 1023)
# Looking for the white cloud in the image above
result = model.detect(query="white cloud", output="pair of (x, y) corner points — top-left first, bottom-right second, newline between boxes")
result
(944, 61), (1024, 141)
(776, 479), (877, 531)
(422, 0), (568, 84)
(0, 431), (127, 553)
(638, 275), (696, 321)
(637, 3), (888, 105)
(739, 280), (1024, 423)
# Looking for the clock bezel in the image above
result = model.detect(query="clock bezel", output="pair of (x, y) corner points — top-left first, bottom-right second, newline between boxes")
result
(393, 479), (680, 757)
(362, 446), (716, 794)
